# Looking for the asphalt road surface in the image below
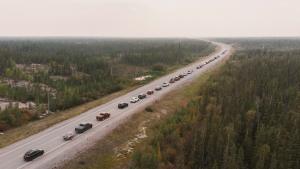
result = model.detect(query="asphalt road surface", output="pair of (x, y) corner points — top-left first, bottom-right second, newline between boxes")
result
(0, 41), (232, 169)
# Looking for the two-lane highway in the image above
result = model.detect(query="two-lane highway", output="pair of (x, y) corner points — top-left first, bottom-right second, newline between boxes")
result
(0, 41), (232, 169)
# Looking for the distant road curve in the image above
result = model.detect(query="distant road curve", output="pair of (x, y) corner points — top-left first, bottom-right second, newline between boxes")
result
(0, 41), (232, 169)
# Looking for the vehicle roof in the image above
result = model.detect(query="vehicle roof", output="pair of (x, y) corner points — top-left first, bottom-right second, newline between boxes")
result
(79, 122), (90, 125)
(25, 149), (40, 155)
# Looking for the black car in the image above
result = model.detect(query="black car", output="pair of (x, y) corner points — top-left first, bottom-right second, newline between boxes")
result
(118, 102), (129, 109)
(24, 149), (44, 161)
(138, 93), (147, 99)
(75, 122), (93, 134)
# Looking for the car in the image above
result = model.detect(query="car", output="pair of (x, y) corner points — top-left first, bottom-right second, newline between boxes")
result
(174, 76), (180, 81)
(138, 93), (147, 99)
(197, 65), (204, 69)
(147, 90), (154, 95)
(187, 70), (192, 74)
(63, 132), (75, 141)
(118, 102), (129, 109)
(23, 149), (44, 161)
(179, 74), (184, 78)
(169, 78), (175, 83)
(155, 86), (162, 91)
(75, 122), (93, 134)
(130, 97), (139, 103)
(96, 113), (110, 121)
(162, 82), (169, 87)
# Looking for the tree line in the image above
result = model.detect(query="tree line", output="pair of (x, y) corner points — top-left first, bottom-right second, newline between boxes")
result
(0, 38), (213, 131)
(130, 41), (300, 169)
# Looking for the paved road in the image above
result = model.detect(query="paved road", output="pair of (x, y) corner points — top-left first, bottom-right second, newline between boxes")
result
(0, 41), (231, 169)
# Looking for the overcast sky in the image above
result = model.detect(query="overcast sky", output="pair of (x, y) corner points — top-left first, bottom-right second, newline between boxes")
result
(0, 0), (299, 37)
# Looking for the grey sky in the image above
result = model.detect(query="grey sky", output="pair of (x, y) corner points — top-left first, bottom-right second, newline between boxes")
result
(0, 0), (299, 37)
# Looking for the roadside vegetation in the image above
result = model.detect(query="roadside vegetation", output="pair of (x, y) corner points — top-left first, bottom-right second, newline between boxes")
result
(60, 54), (222, 169)
(128, 39), (300, 169)
(0, 38), (213, 132)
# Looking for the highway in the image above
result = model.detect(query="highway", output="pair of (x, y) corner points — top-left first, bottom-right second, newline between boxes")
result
(0, 42), (232, 169)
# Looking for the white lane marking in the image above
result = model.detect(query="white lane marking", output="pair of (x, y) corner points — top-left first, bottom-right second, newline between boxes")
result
(16, 163), (29, 169)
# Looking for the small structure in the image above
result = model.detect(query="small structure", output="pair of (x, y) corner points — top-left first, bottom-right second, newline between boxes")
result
(0, 98), (36, 111)
(134, 75), (152, 81)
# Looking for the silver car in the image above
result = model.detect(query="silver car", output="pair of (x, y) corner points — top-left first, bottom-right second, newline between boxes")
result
(162, 82), (169, 87)
(63, 132), (75, 141)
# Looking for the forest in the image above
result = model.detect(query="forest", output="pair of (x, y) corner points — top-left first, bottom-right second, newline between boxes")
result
(0, 38), (213, 131)
(130, 38), (300, 169)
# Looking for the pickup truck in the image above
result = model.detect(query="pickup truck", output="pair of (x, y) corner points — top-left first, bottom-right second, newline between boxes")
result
(75, 122), (93, 134)
(96, 113), (110, 121)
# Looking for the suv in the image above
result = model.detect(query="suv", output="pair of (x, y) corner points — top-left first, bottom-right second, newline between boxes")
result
(75, 122), (93, 134)
(118, 102), (128, 109)
(138, 93), (147, 99)
(96, 113), (110, 121)
(24, 149), (44, 161)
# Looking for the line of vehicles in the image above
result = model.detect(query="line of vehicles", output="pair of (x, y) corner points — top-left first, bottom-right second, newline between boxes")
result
(22, 52), (225, 162)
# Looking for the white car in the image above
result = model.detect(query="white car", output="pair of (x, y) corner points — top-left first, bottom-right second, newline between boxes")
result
(162, 82), (169, 87)
(63, 132), (75, 141)
(130, 97), (139, 103)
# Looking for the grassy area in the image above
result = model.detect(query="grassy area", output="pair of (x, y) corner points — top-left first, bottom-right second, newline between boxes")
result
(0, 46), (216, 148)
(60, 50), (230, 169)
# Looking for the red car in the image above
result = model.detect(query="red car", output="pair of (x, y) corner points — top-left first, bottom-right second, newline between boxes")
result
(147, 90), (154, 95)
